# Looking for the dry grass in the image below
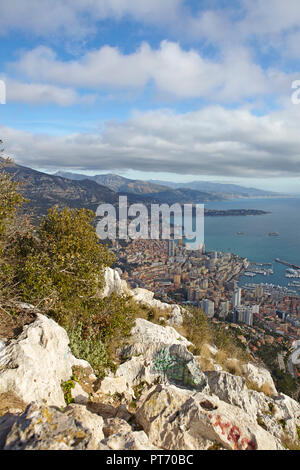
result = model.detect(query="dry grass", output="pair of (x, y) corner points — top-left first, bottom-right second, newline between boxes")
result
(128, 299), (172, 325)
(281, 434), (300, 451)
(245, 379), (274, 397)
(176, 307), (251, 376)
(0, 392), (27, 417)
(195, 344), (216, 372)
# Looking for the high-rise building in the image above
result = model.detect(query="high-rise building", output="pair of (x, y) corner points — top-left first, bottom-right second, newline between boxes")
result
(200, 278), (209, 290)
(202, 299), (215, 318)
(255, 285), (264, 299)
(219, 300), (230, 319)
(168, 240), (175, 258)
(234, 306), (247, 323)
(245, 309), (254, 326)
(232, 288), (241, 308)
(206, 259), (216, 270)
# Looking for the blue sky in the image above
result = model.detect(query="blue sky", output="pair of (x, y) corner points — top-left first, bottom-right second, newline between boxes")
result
(1, 0), (300, 193)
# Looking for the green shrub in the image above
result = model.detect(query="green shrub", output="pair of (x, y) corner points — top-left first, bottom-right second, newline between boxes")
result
(16, 206), (114, 310)
(61, 380), (75, 405)
(0, 162), (25, 299)
(68, 322), (108, 379)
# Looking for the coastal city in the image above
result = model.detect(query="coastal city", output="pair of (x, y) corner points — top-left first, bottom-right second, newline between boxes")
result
(112, 237), (300, 384)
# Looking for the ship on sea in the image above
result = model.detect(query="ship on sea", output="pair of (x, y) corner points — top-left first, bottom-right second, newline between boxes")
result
(268, 232), (279, 237)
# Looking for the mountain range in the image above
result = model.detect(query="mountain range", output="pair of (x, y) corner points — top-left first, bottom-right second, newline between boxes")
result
(1, 160), (118, 216)
(0, 161), (280, 217)
(149, 179), (278, 198)
(56, 171), (278, 199)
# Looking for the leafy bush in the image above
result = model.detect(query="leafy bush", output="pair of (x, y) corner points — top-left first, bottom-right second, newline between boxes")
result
(16, 206), (114, 310)
(0, 161), (24, 299)
(68, 323), (108, 379)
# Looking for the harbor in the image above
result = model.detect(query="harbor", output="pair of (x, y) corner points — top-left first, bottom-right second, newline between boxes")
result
(243, 262), (274, 278)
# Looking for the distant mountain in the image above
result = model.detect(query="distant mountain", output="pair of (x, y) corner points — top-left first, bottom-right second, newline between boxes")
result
(149, 179), (279, 198)
(55, 171), (169, 194)
(55, 171), (225, 203)
(55, 171), (280, 200)
(0, 162), (224, 219)
(1, 161), (119, 216)
(142, 188), (221, 204)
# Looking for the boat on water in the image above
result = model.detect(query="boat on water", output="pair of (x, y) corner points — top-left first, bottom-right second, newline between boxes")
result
(268, 232), (279, 237)
(285, 268), (300, 278)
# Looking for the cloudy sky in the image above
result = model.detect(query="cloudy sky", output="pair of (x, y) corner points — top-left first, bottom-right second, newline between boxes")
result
(1, 0), (300, 192)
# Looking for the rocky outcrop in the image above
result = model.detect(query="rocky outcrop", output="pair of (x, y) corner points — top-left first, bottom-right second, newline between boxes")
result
(242, 363), (277, 396)
(1, 296), (300, 451)
(131, 288), (184, 326)
(101, 268), (185, 326)
(0, 403), (105, 450)
(115, 319), (208, 393)
(125, 318), (191, 353)
(135, 384), (283, 450)
(101, 267), (125, 298)
(99, 377), (134, 400)
(206, 371), (255, 416)
(71, 383), (89, 405)
(0, 313), (92, 408)
(102, 417), (158, 450)
(0, 402), (157, 450)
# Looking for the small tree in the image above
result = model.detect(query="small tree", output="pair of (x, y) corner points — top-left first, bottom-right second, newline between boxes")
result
(0, 156), (24, 297)
(16, 206), (115, 319)
(0, 159), (24, 242)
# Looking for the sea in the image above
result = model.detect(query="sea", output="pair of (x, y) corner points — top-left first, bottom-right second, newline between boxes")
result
(199, 197), (300, 289)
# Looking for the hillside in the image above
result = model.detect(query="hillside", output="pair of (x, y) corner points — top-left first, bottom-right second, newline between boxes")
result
(55, 171), (169, 194)
(1, 270), (300, 450)
(55, 170), (223, 203)
(0, 172), (299, 451)
(150, 179), (280, 198)
(142, 187), (223, 204)
(0, 161), (119, 216)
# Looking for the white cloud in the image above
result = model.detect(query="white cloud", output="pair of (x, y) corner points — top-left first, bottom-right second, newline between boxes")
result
(0, 0), (182, 38)
(239, 0), (300, 37)
(2, 104), (300, 178)
(4, 79), (95, 106)
(11, 41), (287, 102)
(1, 0), (300, 59)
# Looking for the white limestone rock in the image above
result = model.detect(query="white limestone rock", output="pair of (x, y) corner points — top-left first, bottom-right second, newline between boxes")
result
(135, 384), (283, 450)
(1, 403), (105, 450)
(71, 382), (89, 405)
(205, 371), (255, 417)
(127, 318), (191, 355)
(0, 314), (92, 408)
(116, 320), (208, 392)
(167, 305), (184, 327)
(101, 267), (125, 298)
(242, 363), (277, 396)
(99, 376), (134, 398)
(102, 429), (157, 450)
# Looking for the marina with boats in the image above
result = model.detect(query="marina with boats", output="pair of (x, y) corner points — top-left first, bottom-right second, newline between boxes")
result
(241, 257), (300, 293)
